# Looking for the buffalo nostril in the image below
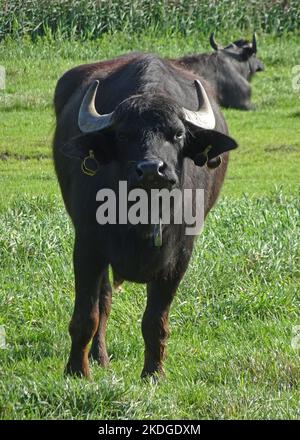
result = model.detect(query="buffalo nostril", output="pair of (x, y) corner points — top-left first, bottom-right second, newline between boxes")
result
(158, 162), (166, 175)
(136, 160), (165, 179)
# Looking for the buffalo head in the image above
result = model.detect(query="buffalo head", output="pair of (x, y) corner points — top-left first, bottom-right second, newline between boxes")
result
(210, 33), (264, 81)
(61, 79), (237, 189)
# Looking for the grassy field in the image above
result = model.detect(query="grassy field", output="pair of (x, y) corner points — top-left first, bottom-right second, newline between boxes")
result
(0, 32), (300, 419)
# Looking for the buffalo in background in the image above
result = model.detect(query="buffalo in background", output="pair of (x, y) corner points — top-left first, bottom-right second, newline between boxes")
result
(173, 33), (264, 110)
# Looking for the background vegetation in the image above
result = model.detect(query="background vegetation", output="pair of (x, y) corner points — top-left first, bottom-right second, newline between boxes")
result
(1, 0), (300, 40)
(0, 0), (299, 421)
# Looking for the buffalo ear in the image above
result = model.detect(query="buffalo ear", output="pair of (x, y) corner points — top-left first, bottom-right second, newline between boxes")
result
(60, 132), (115, 164)
(185, 127), (238, 168)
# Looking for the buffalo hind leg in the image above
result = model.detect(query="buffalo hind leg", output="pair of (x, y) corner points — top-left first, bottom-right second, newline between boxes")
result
(65, 238), (105, 378)
(89, 267), (112, 367)
(141, 274), (183, 380)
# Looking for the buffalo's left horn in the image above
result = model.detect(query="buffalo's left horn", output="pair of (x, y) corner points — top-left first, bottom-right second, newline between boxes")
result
(252, 33), (257, 53)
(209, 32), (220, 51)
(78, 80), (114, 133)
(183, 80), (216, 130)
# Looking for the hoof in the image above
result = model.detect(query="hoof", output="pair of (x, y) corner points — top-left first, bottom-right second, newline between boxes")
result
(64, 361), (90, 378)
(141, 369), (164, 384)
(89, 348), (110, 368)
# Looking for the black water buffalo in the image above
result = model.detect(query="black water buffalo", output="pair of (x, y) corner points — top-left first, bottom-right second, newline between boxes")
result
(173, 33), (264, 110)
(53, 53), (237, 379)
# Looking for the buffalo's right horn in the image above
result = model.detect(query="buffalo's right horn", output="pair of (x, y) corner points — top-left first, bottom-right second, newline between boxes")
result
(78, 80), (114, 133)
(183, 80), (216, 130)
(252, 33), (257, 53)
(209, 32), (221, 51)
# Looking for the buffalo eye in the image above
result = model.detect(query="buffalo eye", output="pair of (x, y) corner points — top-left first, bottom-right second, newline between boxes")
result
(174, 130), (184, 141)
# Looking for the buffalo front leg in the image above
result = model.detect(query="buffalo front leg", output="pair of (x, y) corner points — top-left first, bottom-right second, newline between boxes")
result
(89, 267), (112, 367)
(65, 238), (105, 378)
(141, 275), (182, 380)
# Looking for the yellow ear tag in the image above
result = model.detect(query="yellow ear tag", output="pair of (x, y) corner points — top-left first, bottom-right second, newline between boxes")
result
(81, 150), (99, 176)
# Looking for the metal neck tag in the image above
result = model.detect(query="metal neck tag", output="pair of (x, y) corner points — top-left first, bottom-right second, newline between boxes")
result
(153, 218), (162, 247)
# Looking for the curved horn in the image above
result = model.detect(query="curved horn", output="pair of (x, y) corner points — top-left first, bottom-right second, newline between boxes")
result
(78, 80), (114, 133)
(183, 80), (215, 130)
(209, 32), (220, 51)
(252, 32), (257, 53)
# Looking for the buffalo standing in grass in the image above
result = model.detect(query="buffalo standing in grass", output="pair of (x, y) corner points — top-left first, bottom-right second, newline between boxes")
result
(173, 33), (264, 110)
(53, 53), (237, 379)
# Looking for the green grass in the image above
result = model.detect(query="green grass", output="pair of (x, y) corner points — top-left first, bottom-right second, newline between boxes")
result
(0, 33), (300, 419)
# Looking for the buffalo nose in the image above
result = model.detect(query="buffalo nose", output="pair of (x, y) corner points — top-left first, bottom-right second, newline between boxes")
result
(136, 160), (165, 180)
(257, 63), (264, 72)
